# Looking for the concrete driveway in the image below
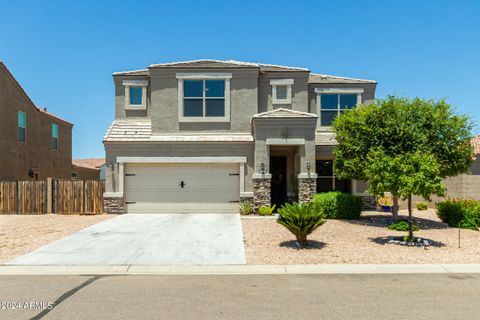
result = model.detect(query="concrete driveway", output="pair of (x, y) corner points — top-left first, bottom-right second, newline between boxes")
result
(7, 214), (246, 266)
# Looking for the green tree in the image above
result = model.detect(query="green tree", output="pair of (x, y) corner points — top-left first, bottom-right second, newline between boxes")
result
(333, 96), (473, 240)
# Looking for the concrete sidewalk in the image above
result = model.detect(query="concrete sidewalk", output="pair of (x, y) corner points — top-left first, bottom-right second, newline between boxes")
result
(1, 264), (480, 275)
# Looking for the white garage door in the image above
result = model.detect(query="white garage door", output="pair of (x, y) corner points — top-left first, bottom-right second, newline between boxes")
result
(124, 163), (240, 213)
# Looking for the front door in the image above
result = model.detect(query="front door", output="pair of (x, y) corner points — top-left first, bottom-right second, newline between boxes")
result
(270, 156), (287, 210)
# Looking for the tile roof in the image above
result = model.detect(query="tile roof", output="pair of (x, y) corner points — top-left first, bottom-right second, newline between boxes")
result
(471, 135), (480, 155)
(308, 73), (376, 84)
(148, 59), (309, 72)
(72, 158), (105, 169)
(103, 120), (253, 142)
(253, 108), (318, 118)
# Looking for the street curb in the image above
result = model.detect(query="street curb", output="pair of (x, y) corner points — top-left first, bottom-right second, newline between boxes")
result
(1, 264), (480, 275)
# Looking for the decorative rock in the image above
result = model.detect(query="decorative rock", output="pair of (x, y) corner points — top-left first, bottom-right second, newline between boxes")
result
(298, 178), (316, 203)
(386, 236), (431, 247)
(104, 197), (125, 214)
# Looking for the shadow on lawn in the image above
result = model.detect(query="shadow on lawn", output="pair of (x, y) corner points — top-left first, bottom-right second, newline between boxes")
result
(279, 240), (327, 250)
(343, 214), (450, 230)
(369, 236), (446, 248)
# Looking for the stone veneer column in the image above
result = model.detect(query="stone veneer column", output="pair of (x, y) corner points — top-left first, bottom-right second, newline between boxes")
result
(252, 174), (272, 212)
(298, 176), (317, 203)
(103, 196), (125, 214)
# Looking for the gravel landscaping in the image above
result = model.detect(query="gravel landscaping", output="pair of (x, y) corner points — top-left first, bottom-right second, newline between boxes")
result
(242, 209), (480, 264)
(0, 214), (113, 263)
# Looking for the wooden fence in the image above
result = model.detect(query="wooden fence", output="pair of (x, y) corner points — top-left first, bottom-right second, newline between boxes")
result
(55, 180), (104, 214)
(0, 179), (104, 214)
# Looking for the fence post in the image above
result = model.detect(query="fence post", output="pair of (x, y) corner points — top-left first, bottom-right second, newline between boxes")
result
(15, 181), (19, 214)
(46, 177), (53, 213)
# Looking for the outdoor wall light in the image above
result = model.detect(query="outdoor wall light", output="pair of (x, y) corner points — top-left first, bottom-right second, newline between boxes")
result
(260, 162), (266, 175)
(109, 163), (115, 170)
(306, 161), (311, 172)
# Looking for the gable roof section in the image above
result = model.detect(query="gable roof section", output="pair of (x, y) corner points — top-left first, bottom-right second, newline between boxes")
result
(253, 108), (318, 119)
(72, 158), (105, 169)
(148, 59), (309, 72)
(308, 73), (376, 84)
(0, 61), (72, 125)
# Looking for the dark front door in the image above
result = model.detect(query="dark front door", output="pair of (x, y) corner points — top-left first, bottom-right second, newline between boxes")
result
(270, 156), (287, 209)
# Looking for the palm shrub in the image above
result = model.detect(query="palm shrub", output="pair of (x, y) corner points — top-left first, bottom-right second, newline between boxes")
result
(258, 204), (276, 216)
(239, 201), (253, 215)
(276, 202), (326, 245)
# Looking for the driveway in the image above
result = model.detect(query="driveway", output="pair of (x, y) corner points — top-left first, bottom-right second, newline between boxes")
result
(7, 214), (246, 266)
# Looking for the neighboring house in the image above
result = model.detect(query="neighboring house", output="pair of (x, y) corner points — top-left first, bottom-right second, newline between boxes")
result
(103, 59), (377, 213)
(72, 158), (105, 180)
(0, 61), (73, 180)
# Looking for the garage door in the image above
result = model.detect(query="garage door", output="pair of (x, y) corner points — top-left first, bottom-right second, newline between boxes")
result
(124, 163), (240, 213)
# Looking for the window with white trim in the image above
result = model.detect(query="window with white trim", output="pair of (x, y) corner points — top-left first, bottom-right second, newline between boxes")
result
(123, 80), (148, 110)
(315, 88), (363, 127)
(176, 73), (231, 122)
(270, 79), (293, 104)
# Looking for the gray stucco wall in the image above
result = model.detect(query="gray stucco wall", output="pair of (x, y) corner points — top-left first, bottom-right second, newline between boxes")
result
(105, 142), (254, 193)
(258, 72), (310, 114)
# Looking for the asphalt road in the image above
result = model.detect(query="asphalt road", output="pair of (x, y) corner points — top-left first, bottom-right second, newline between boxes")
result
(1, 274), (480, 320)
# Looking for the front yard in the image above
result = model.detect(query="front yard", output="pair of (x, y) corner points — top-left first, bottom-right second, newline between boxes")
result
(242, 209), (480, 264)
(0, 214), (112, 263)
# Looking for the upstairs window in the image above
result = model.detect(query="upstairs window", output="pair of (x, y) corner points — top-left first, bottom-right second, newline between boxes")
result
(315, 88), (363, 127)
(52, 123), (58, 150)
(270, 79), (293, 104)
(129, 86), (143, 105)
(184, 79), (225, 117)
(18, 111), (26, 143)
(123, 80), (148, 110)
(177, 73), (231, 122)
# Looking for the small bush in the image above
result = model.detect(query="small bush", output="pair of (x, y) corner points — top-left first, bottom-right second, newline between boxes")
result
(239, 201), (253, 215)
(312, 192), (363, 220)
(416, 202), (428, 210)
(258, 204), (276, 216)
(277, 202), (326, 245)
(388, 221), (419, 232)
(436, 199), (480, 230)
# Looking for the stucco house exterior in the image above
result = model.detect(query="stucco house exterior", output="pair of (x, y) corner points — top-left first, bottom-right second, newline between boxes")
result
(103, 59), (377, 213)
(0, 61), (73, 180)
(72, 158), (105, 180)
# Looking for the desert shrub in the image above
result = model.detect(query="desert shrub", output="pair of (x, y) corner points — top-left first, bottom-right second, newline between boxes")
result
(388, 221), (419, 232)
(239, 201), (253, 215)
(436, 199), (480, 230)
(416, 202), (428, 210)
(277, 202), (326, 245)
(258, 204), (276, 216)
(312, 192), (363, 220)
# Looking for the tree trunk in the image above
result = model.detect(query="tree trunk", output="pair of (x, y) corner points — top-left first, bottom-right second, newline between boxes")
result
(392, 195), (399, 222)
(296, 235), (308, 246)
(408, 194), (413, 241)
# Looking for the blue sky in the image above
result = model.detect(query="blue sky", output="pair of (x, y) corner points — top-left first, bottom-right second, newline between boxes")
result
(1, 0), (479, 159)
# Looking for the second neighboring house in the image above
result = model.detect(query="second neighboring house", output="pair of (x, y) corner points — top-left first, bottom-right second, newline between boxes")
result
(0, 62), (73, 180)
(72, 158), (105, 180)
(103, 59), (377, 213)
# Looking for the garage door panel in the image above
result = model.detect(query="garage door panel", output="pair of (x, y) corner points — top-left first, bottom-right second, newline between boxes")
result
(125, 163), (239, 213)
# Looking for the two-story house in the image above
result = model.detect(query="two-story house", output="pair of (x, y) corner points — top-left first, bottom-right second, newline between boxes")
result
(103, 60), (376, 214)
(0, 62), (73, 180)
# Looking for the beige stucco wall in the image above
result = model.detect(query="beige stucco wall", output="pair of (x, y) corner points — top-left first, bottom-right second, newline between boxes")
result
(0, 64), (72, 181)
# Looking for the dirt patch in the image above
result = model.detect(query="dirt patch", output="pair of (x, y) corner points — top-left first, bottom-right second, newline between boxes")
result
(242, 209), (480, 264)
(0, 214), (113, 263)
